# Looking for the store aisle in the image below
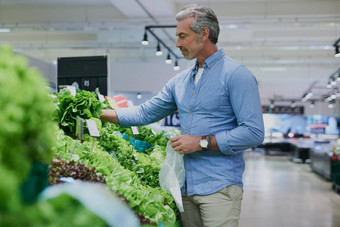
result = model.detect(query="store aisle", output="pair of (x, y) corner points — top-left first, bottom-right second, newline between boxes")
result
(239, 151), (340, 227)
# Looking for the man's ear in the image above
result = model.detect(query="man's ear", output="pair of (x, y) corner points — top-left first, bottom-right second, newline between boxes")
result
(201, 27), (210, 41)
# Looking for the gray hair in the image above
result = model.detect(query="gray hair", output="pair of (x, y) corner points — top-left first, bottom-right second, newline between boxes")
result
(176, 4), (220, 44)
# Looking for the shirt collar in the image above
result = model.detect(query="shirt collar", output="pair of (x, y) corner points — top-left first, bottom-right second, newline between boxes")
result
(190, 49), (224, 76)
(192, 49), (224, 71)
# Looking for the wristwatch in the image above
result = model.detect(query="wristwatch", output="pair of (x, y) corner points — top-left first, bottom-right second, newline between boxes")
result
(200, 136), (208, 151)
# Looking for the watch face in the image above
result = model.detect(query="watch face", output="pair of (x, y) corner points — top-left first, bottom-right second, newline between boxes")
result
(200, 139), (208, 148)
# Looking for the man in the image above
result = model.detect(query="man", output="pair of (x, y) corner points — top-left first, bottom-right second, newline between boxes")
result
(100, 4), (264, 227)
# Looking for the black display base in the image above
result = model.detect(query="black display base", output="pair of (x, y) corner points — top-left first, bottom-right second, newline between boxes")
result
(332, 182), (340, 196)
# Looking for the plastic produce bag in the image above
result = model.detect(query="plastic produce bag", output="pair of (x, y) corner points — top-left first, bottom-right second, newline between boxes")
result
(159, 141), (185, 212)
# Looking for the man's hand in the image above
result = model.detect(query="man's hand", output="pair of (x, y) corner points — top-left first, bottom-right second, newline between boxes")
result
(100, 109), (119, 124)
(170, 135), (201, 154)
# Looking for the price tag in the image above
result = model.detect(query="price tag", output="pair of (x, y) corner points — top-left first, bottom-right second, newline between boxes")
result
(66, 85), (76, 96)
(86, 120), (100, 137)
(98, 93), (105, 102)
(131, 126), (139, 135)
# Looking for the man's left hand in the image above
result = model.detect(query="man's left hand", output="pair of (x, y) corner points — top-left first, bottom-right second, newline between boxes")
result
(170, 135), (201, 154)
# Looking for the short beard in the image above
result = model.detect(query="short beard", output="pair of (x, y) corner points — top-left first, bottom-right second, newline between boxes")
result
(184, 35), (202, 60)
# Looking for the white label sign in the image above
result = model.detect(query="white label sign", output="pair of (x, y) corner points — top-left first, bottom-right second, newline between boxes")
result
(131, 126), (139, 135)
(86, 120), (100, 137)
(66, 85), (76, 96)
(98, 93), (105, 102)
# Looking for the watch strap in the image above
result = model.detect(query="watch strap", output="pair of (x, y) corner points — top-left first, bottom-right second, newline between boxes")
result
(208, 135), (211, 150)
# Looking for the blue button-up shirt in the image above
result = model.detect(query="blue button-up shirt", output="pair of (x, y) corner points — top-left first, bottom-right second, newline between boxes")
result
(116, 49), (264, 195)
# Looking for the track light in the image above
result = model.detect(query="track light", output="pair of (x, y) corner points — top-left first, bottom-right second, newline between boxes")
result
(165, 53), (172, 64)
(155, 43), (163, 56)
(331, 77), (337, 86)
(334, 38), (340, 57)
(335, 46), (340, 58)
(327, 79), (332, 88)
(141, 32), (149, 45)
(173, 60), (180, 71)
(141, 25), (183, 67)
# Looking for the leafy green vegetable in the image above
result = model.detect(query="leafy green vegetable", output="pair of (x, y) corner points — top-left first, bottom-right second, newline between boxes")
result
(53, 128), (177, 224)
(0, 44), (57, 212)
(120, 125), (169, 148)
(55, 89), (103, 134)
(0, 194), (107, 227)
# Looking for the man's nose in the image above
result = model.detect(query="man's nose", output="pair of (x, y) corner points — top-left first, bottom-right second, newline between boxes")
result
(176, 38), (182, 48)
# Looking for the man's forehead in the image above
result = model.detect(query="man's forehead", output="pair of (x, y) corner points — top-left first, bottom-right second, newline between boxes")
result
(176, 17), (194, 35)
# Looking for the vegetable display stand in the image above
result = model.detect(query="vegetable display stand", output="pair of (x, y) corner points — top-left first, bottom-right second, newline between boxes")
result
(20, 162), (49, 204)
(331, 161), (340, 196)
(119, 133), (154, 152)
(129, 136), (154, 152)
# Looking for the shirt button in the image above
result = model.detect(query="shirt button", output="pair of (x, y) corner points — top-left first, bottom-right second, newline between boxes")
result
(185, 130), (188, 134)
(189, 111), (192, 114)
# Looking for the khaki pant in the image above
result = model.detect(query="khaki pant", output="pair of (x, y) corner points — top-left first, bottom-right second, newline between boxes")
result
(180, 184), (243, 227)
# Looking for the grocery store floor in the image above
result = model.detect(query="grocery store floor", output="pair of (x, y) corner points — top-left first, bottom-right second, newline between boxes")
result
(239, 150), (340, 227)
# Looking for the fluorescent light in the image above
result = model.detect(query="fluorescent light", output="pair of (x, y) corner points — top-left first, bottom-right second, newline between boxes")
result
(260, 67), (287, 72)
(0, 28), (10, 32)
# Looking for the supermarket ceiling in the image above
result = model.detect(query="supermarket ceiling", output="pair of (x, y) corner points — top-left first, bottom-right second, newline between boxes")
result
(0, 0), (339, 104)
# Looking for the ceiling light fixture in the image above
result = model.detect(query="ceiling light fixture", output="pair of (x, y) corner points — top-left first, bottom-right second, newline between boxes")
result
(290, 101), (296, 108)
(141, 32), (149, 45)
(165, 53), (172, 64)
(155, 43), (163, 56)
(173, 60), (180, 71)
(333, 38), (340, 57)
(335, 46), (340, 58)
(0, 28), (10, 32)
(142, 25), (184, 69)
(326, 68), (340, 89)
(301, 91), (313, 102)
(331, 77), (337, 86)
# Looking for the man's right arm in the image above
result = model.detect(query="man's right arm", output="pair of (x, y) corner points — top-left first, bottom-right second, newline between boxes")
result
(100, 109), (119, 124)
